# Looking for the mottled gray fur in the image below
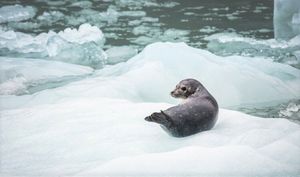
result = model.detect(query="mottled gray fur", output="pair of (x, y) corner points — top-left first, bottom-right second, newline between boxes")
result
(145, 78), (218, 137)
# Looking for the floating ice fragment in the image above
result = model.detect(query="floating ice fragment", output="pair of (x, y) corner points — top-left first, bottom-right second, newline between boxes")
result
(70, 1), (93, 8)
(8, 21), (41, 31)
(99, 5), (119, 24)
(199, 26), (218, 33)
(58, 23), (104, 45)
(279, 101), (300, 119)
(0, 5), (36, 23)
(37, 11), (64, 24)
(119, 11), (146, 17)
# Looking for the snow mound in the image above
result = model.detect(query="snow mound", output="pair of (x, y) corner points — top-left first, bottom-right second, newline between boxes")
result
(94, 42), (300, 107)
(0, 57), (93, 95)
(1, 98), (299, 176)
(0, 5), (36, 23)
(0, 24), (106, 68)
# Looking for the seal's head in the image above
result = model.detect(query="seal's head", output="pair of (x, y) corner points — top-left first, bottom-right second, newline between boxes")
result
(170, 78), (203, 99)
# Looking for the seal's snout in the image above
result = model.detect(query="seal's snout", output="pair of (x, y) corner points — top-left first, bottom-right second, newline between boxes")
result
(171, 90), (181, 98)
(170, 91), (175, 96)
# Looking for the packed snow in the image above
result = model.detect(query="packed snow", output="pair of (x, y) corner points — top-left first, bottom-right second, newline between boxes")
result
(0, 42), (300, 176)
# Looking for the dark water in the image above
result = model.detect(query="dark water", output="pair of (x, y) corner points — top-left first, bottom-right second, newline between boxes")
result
(0, 0), (274, 50)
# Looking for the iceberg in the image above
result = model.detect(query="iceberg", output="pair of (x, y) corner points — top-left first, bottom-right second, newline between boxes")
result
(0, 57), (93, 95)
(274, 0), (300, 40)
(0, 42), (300, 176)
(0, 5), (36, 23)
(0, 24), (106, 68)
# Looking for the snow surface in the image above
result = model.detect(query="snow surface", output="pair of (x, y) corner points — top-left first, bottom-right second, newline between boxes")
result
(0, 42), (300, 176)
(274, 0), (300, 40)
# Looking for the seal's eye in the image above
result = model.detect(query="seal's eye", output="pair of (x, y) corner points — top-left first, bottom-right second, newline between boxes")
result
(181, 87), (187, 91)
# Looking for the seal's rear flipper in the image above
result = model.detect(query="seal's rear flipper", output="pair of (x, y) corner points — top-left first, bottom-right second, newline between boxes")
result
(144, 115), (153, 121)
(145, 111), (174, 127)
(145, 112), (166, 124)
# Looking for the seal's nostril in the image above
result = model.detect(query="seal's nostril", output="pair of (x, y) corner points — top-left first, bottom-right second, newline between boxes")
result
(171, 91), (174, 95)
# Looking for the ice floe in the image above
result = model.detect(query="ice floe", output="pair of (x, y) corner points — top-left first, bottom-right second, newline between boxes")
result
(0, 42), (300, 176)
(0, 57), (93, 95)
(0, 5), (36, 23)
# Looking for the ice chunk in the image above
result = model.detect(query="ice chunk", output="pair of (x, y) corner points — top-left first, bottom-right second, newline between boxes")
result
(99, 5), (119, 24)
(0, 24), (106, 68)
(163, 28), (190, 40)
(199, 26), (219, 33)
(132, 26), (189, 44)
(70, 1), (93, 8)
(0, 57), (93, 95)
(8, 21), (41, 31)
(119, 11), (146, 17)
(106, 46), (138, 65)
(46, 35), (107, 68)
(274, 0), (300, 40)
(0, 5), (36, 23)
(279, 101), (300, 121)
(58, 23), (104, 45)
(204, 32), (300, 68)
(37, 11), (64, 25)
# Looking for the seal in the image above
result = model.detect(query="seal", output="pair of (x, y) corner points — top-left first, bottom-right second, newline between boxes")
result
(145, 78), (218, 137)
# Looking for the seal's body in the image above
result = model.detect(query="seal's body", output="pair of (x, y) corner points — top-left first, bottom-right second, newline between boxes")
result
(145, 79), (218, 137)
